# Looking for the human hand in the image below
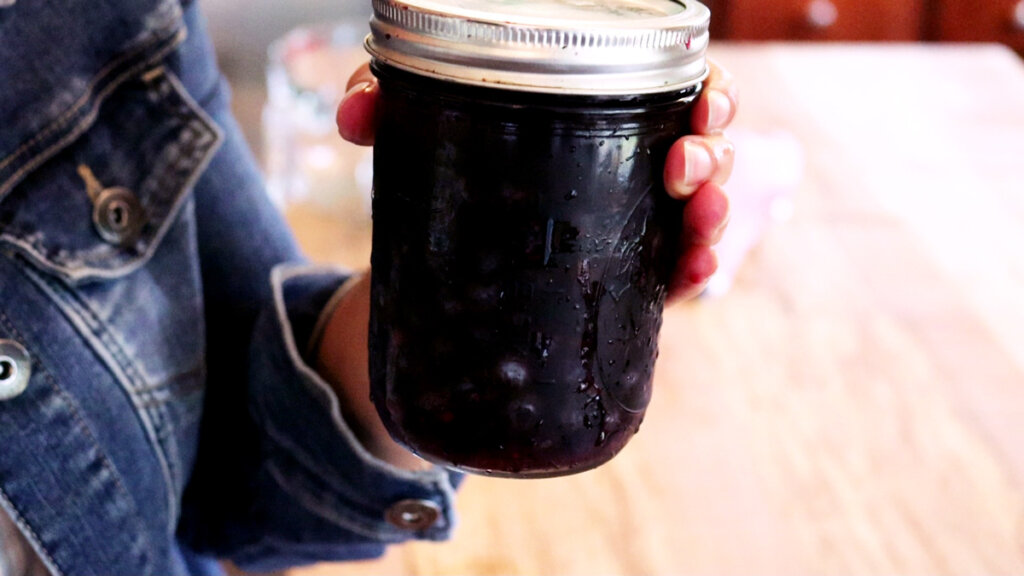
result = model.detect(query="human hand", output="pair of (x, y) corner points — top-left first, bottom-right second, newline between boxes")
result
(336, 59), (738, 302)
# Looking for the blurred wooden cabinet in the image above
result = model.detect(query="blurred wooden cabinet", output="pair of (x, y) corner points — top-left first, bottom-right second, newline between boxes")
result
(708, 0), (1024, 54)
(932, 0), (1024, 53)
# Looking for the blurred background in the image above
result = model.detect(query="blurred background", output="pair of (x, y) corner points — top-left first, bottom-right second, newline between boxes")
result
(206, 0), (377, 266)
(205, 0), (368, 145)
(204, 1), (1024, 575)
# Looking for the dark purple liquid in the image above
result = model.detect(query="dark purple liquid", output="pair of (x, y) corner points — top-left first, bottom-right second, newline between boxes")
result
(369, 63), (699, 477)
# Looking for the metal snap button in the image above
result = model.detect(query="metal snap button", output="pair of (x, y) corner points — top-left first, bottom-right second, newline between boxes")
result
(92, 187), (146, 247)
(76, 165), (146, 247)
(0, 340), (31, 400)
(385, 499), (441, 531)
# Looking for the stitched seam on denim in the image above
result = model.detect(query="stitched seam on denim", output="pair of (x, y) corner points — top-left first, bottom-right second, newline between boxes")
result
(260, 417), (456, 541)
(0, 70), (223, 284)
(261, 264), (457, 536)
(267, 264), (462, 540)
(122, 67), (224, 279)
(0, 97), (206, 272)
(263, 459), (408, 543)
(269, 453), (454, 543)
(0, 27), (166, 172)
(0, 2), (184, 196)
(259, 416), (401, 518)
(0, 489), (63, 576)
(132, 364), (206, 404)
(0, 309), (153, 573)
(40, 273), (182, 527)
(0, 30), (187, 199)
(14, 264), (178, 535)
(51, 70), (218, 275)
(227, 532), (384, 570)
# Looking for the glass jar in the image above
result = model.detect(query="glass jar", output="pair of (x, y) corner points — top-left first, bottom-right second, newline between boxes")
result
(364, 0), (710, 477)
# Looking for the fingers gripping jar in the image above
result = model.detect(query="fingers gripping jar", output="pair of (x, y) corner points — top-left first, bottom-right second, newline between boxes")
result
(365, 0), (710, 477)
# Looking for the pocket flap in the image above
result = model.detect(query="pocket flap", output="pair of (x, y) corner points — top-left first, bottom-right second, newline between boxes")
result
(0, 67), (222, 283)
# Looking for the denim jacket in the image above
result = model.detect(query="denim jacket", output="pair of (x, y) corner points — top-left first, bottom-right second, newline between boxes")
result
(0, 1), (459, 574)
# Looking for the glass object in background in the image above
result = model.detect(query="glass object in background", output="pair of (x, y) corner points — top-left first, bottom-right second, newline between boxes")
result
(263, 23), (373, 267)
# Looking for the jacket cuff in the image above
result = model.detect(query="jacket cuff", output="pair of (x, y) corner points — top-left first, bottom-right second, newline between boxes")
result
(241, 263), (460, 568)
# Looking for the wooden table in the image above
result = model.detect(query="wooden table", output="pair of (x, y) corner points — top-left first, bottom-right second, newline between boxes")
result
(283, 43), (1024, 575)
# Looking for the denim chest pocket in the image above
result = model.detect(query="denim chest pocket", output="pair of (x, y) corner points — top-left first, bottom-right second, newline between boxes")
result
(0, 66), (221, 282)
(0, 64), (222, 513)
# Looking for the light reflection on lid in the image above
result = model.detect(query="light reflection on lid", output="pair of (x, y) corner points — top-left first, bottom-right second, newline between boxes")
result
(418, 0), (686, 21)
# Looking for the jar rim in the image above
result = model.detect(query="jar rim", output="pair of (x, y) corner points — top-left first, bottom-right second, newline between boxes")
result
(365, 0), (710, 95)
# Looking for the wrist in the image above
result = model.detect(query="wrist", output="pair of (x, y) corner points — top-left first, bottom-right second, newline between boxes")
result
(313, 271), (431, 471)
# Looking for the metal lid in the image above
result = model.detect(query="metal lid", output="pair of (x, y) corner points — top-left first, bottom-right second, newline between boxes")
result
(366, 0), (710, 95)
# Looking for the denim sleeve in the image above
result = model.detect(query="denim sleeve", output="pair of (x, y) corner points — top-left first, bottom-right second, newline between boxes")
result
(172, 4), (459, 571)
(227, 265), (460, 572)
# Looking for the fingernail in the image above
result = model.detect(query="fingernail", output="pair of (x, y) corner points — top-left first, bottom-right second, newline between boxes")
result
(682, 141), (714, 192)
(337, 82), (374, 143)
(710, 213), (730, 243)
(705, 90), (732, 131)
(342, 81), (372, 101)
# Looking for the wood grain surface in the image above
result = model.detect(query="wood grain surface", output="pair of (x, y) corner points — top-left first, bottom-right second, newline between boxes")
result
(279, 44), (1024, 575)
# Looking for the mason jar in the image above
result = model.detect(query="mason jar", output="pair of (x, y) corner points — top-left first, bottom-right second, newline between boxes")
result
(364, 0), (710, 477)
